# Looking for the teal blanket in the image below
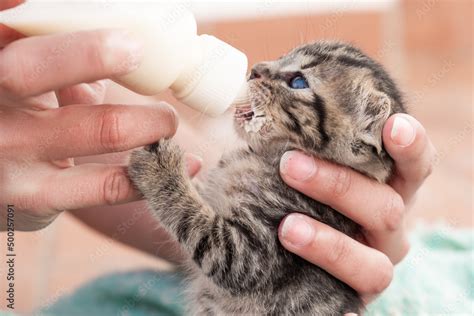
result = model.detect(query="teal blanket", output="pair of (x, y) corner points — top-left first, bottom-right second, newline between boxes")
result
(8, 226), (474, 315)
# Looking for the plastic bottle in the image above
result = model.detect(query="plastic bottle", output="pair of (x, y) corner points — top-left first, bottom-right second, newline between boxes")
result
(1, 2), (249, 116)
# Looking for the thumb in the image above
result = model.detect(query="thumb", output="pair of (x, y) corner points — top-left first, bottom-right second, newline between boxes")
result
(0, 0), (25, 11)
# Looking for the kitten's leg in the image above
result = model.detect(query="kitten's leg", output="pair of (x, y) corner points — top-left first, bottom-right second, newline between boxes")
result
(128, 142), (361, 314)
(128, 140), (210, 241)
(128, 140), (275, 293)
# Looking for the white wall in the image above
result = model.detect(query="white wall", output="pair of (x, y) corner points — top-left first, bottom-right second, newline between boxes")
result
(188, 1), (398, 22)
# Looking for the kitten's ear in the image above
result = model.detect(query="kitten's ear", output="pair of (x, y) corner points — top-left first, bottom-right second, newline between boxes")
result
(356, 90), (391, 154)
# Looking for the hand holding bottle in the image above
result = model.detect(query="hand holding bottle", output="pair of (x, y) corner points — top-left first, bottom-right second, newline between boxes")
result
(2, 1), (248, 115)
(0, 2), (201, 230)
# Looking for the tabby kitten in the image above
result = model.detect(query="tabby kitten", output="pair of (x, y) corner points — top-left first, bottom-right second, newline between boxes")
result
(128, 41), (406, 315)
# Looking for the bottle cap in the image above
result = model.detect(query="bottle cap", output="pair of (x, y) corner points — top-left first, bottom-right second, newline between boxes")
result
(174, 35), (248, 116)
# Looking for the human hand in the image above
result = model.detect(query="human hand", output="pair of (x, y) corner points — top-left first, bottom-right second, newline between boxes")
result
(278, 114), (436, 304)
(0, 2), (200, 231)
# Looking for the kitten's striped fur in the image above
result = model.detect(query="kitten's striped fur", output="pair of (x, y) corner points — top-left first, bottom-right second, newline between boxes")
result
(129, 41), (406, 315)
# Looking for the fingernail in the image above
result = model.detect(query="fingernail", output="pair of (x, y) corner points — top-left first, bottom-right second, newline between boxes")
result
(280, 151), (317, 181)
(160, 102), (179, 134)
(280, 214), (315, 247)
(107, 29), (144, 74)
(391, 116), (415, 147)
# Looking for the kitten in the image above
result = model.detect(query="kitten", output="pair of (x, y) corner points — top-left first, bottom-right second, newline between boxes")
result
(128, 40), (406, 315)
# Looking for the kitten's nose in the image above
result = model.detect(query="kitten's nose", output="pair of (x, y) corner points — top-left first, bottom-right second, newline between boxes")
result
(249, 63), (271, 80)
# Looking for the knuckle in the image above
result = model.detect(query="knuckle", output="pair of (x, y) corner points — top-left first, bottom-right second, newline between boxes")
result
(158, 102), (178, 136)
(1, 74), (27, 98)
(382, 194), (405, 231)
(410, 159), (434, 184)
(430, 143), (438, 161)
(91, 29), (137, 75)
(12, 190), (50, 215)
(423, 160), (434, 179)
(414, 137), (437, 183)
(102, 168), (132, 205)
(329, 166), (352, 198)
(326, 233), (351, 266)
(88, 31), (116, 74)
(98, 107), (128, 152)
(0, 50), (29, 98)
(401, 239), (411, 258)
(393, 238), (411, 265)
(366, 254), (393, 294)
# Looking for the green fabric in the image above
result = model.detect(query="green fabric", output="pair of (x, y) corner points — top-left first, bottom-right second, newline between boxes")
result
(366, 225), (474, 315)
(2, 226), (471, 316)
(38, 271), (185, 316)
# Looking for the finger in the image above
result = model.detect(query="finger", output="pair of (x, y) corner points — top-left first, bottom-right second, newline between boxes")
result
(280, 151), (405, 234)
(279, 213), (393, 296)
(184, 153), (202, 177)
(22, 92), (59, 109)
(382, 114), (437, 202)
(1, 91), (59, 109)
(0, 0), (24, 10)
(0, 29), (142, 99)
(56, 80), (107, 106)
(3, 102), (178, 160)
(279, 151), (410, 263)
(45, 163), (140, 211)
(0, 24), (24, 47)
(0, 1), (26, 47)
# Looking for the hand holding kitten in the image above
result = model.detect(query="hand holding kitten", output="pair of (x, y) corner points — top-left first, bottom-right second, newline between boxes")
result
(279, 113), (436, 304)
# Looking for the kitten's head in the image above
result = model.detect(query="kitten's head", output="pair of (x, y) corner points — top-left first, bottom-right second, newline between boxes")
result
(234, 41), (405, 182)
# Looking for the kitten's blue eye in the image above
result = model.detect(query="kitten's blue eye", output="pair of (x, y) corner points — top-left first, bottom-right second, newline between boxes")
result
(289, 75), (309, 89)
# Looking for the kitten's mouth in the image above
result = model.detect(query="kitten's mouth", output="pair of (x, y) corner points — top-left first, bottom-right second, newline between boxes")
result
(234, 104), (267, 134)
(234, 106), (254, 121)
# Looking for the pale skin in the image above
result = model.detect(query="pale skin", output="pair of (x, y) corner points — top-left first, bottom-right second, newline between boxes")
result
(0, 0), (436, 309)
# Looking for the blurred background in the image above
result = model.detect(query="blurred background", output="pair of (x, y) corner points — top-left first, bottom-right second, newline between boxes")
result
(1, 0), (472, 313)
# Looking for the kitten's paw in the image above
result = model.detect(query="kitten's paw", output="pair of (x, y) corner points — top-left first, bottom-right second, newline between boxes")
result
(128, 139), (185, 195)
